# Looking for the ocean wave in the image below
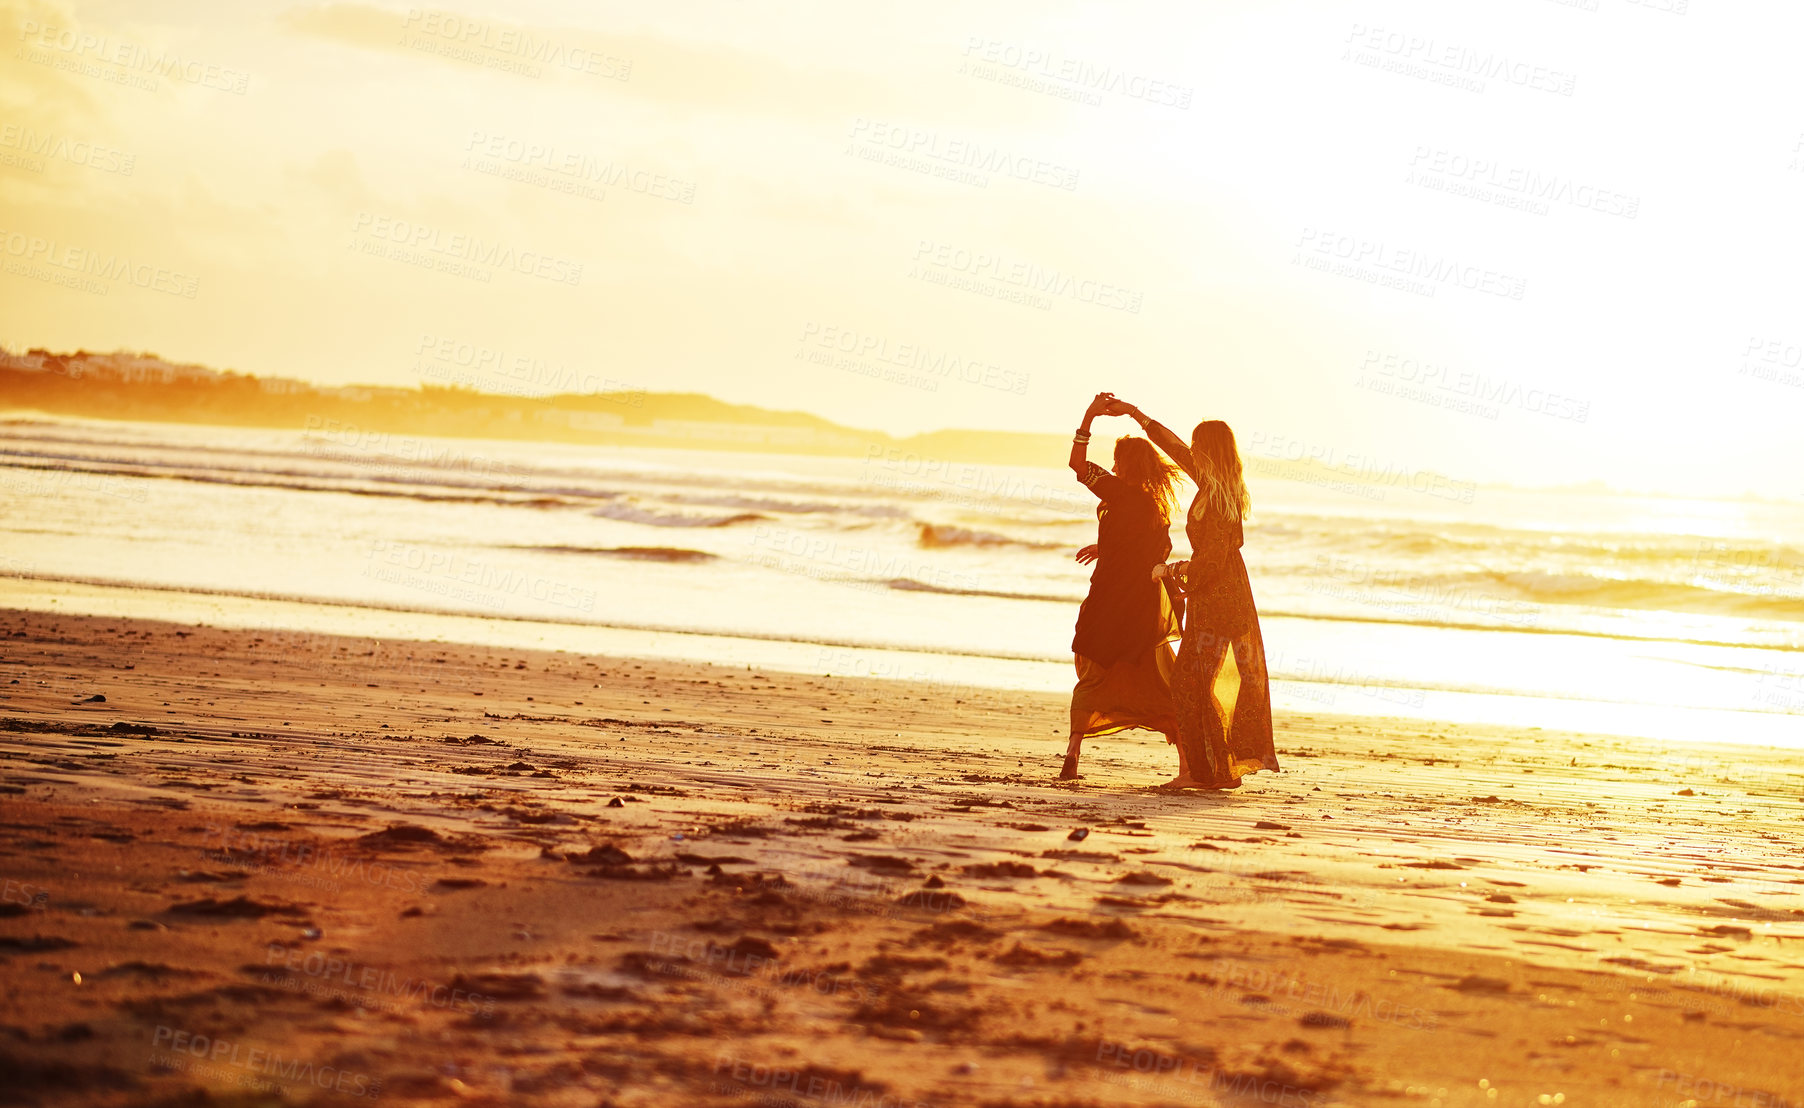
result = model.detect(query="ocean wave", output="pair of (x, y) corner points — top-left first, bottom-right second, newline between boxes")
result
(916, 522), (1064, 550)
(1299, 565), (1804, 623)
(1490, 571), (1804, 620)
(504, 545), (717, 562)
(589, 502), (770, 528)
(883, 578), (1078, 603)
(657, 491), (897, 517)
(1275, 513), (1804, 569)
(0, 458), (558, 508)
(0, 440), (637, 505)
(0, 570), (1078, 663)
(9, 421), (1803, 637)
(8, 574), (1801, 709)
(507, 485), (625, 501)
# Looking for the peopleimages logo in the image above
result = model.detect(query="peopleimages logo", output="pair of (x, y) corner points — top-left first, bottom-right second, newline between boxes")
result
(959, 38), (1194, 109)
(263, 943), (496, 1016)
(1, 878), (49, 910)
(400, 9), (632, 80)
(1294, 228), (1526, 301)
(847, 118), (1080, 191)
(909, 239), (1143, 313)
(1096, 1040), (1320, 1107)
(201, 824), (429, 894)
(796, 321), (1030, 395)
(1651, 1068), (1796, 1108)
(150, 1027), (378, 1098)
(1408, 147), (1638, 219)
(462, 131), (695, 203)
(1360, 349), (1590, 422)
(362, 537), (599, 613)
(0, 124), (135, 175)
(350, 211), (583, 286)
(1344, 24), (1576, 97)
(0, 228), (199, 298)
(414, 333), (647, 399)
(711, 1056), (933, 1108)
(16, 19), (251, 94)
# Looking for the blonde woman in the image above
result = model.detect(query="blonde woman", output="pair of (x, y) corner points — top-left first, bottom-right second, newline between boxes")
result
(1108, 399), (1278, 789)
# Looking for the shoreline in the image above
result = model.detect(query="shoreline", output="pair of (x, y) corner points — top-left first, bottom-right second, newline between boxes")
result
(0, 606), (1800, 1105)
(3, 575), (1801, 751)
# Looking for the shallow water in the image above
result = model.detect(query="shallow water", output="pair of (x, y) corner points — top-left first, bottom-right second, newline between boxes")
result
(4, 414), (1801, 746)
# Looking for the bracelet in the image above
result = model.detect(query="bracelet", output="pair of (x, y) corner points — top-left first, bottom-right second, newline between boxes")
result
(1073, 429), (1091, 443)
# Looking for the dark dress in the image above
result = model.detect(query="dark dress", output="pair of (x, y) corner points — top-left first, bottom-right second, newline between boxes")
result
(1142, 423), (1279, 785)
(1069, 462), (1182, 740)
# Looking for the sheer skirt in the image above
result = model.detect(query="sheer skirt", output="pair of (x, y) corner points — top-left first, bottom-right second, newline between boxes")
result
(1071, 640), (1180, 741)
(1172, 552), (1278, 785)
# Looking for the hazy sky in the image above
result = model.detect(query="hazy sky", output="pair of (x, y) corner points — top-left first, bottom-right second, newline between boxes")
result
(3, 0), (1803, 498)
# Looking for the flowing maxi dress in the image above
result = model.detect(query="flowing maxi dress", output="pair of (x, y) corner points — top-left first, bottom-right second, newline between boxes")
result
(1069, 461), (1183, 743)
(1141, 425), (1280, 786)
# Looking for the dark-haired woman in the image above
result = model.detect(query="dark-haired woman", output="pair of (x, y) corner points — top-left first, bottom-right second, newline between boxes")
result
(1109, 399), (1278, 789)
(1061, 393), (1189, 782)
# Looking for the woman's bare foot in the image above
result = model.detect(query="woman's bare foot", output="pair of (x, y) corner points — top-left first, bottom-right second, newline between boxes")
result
(1059, 753), (1081, 780)
(1160, 775), (1241, 791)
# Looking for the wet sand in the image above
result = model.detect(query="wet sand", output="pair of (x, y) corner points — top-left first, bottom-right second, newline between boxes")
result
(0, 606), (1800, 1107)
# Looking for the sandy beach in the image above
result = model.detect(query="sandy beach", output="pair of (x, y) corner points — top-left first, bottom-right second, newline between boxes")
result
(0, 606), (1796, 1107)
(11, 0), (1804, 1100)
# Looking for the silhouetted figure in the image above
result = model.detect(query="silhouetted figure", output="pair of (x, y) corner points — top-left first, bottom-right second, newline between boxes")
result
(1062, 393), (1185, 780)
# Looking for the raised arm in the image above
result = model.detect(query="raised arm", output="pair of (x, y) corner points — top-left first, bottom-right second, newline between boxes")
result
(1113, 401), (1198, 482)
(1069, 392), (1115, 476)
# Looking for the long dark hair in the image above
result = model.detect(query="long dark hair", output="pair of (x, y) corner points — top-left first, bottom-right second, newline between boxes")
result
(1113, 436), (1184, 525)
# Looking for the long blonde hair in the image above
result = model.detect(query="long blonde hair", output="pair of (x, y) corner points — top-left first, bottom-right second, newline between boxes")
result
(1112, 436), (1184, 525)
(1190, 420), (1250, 521)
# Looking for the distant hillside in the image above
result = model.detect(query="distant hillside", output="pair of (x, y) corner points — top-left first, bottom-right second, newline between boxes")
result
(0, 348), (1069, 467)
